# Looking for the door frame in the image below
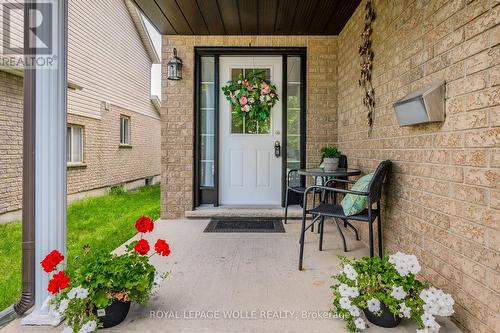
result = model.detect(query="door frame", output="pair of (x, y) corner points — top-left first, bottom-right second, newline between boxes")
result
(193, 47), (307, 208)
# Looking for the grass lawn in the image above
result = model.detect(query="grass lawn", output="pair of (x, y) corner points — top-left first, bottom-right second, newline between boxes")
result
(0, 185), (160, 311)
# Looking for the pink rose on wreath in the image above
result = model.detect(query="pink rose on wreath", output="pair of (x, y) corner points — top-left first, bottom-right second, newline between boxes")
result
(241, 105), (250, 112)
(242, 79), (249, 87)
(261, 82), (269, 94)
(239, 96), (248, 105)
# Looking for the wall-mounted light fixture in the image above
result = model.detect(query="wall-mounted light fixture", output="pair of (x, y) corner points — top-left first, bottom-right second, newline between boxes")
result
(167, 48), (182, 80)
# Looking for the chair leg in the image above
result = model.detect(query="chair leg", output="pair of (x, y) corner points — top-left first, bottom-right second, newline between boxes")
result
(284, 189), (289, 225)
(298, 210), (307, 270)
(334, 219), (347, 252)
(344, 219), (360, 241)
(311, 192), (316, 233)
(319, 216), (325, 251)
(377, 204), (383, 258)
(368, 220), (374, 257)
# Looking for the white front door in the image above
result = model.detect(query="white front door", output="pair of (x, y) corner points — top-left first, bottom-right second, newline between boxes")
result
(219, 56), (282, 205)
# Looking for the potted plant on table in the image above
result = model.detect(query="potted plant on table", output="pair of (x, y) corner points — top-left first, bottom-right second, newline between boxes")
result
(331, 252), (454, 333)
(320, 146), (341, 171)
(41, 216), (171, 333)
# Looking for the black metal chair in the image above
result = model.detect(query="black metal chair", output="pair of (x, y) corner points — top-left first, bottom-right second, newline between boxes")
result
(298, 160), (391, 271)
(284, 155), (348, 226)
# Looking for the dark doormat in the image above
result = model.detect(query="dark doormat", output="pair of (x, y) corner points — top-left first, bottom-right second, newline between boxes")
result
(204, 218), (285, 233)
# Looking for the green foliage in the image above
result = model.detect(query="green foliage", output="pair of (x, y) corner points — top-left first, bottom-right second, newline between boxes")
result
(222, 70), (279, 128)
(0, 185), (160, 311)
(109, 185), (126, 195)
(331, 255), (428, 332)
(69, 248), (156, 308)
(320, 146), (341, 159)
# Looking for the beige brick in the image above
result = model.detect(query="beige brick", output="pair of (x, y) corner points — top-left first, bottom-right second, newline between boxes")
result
(464, 168), (500, 188)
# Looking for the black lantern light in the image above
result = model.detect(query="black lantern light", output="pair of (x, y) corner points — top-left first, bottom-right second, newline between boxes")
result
(167, 48), (182, 80)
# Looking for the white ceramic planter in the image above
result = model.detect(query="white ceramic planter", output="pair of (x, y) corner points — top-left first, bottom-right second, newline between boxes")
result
(323, 158), (339, 171)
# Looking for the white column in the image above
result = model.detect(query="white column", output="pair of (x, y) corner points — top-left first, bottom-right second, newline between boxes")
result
(21, 0), (67, 326)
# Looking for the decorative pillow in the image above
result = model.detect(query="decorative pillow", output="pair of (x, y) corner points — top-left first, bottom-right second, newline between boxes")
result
(341, 173), (373, 216)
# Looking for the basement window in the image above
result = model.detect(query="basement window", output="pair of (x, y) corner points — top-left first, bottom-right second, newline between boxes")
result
(67, 125), (83, 164)
(120, 115), (130, 145)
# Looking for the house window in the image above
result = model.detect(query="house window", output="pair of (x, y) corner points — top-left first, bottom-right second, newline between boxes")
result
(67, 125), (83, 164)
(120, 116), (130, 145)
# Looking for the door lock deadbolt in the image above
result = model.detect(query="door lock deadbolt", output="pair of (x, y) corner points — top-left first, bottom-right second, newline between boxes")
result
(274, 141), (281, 158)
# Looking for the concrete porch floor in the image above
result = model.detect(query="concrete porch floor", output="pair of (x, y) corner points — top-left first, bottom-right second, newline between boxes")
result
(184, 204), (303, 219)
(2, 219), (460, 333)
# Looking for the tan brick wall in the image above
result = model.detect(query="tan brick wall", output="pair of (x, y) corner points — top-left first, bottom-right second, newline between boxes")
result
(0, 72), (161, 217)
(67, 104), (161, 194)
(0, 72), (23, 215)
(161, 36), (338, 218)
(337, 1), (499, 332)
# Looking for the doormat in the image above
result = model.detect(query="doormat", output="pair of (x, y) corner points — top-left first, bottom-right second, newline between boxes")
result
(203, 218), (285, 233)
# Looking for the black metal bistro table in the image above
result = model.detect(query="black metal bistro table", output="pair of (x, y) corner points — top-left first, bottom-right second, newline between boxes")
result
(297, 168), (361, 183)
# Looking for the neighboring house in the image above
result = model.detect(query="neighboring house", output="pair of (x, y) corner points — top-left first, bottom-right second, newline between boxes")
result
(0, 0), (161, 222)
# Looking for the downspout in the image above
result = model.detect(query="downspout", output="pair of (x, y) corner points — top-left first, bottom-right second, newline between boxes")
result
(1, 2), (37, 324)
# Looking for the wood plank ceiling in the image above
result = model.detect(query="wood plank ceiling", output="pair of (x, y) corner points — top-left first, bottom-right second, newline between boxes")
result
(133, 0), (361, 35)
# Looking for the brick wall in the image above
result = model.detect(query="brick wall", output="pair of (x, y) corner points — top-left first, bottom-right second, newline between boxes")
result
(67, 103), (161, 194)
(0, 72), (23, 215)
(337, 1), (499, 332)
(161, 36), (338, 218)
(0, 72), (161, 217)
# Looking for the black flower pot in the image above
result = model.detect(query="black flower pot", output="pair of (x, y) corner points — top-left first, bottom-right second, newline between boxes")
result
(94, 299), (131, 328)
(363, 302), (401, 328)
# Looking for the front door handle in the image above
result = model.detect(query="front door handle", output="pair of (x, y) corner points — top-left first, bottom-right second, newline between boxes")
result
(274, 141), (281, 158)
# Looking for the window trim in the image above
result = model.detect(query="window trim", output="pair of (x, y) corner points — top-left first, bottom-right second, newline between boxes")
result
(120, 115), (131, 146)
(67, 124), (84, 165)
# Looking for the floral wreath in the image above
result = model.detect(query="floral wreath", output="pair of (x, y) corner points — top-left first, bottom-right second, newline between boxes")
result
(221, 70), (279, 124)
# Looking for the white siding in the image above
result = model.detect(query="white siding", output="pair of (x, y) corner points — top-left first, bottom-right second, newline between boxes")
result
(0, 0), (158, 120)
(68, 0), (158, 119)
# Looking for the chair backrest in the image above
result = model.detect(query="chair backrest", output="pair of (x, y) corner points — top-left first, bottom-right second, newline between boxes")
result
(367, 160), (391, 202)
(339, 154), (348, 169)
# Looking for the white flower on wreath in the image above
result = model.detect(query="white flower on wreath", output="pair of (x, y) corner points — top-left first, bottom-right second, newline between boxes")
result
(391, 285), (407, 300)
(354, 317), (366, 330)
(339, 297), (352, 310)
(398, 302), (411, 318)
(366, 298), (381, 313)
(78, 320), (97, 333)
(343, 264), (358, 280)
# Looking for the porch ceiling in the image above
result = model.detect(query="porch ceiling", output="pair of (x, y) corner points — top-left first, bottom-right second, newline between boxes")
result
(133, 0), (361, 35)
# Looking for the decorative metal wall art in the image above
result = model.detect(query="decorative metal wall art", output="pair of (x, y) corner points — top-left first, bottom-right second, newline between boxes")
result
(358, 0), (376, 127)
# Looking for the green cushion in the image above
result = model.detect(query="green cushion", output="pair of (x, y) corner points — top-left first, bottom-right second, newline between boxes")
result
(341, 173), (373, 216)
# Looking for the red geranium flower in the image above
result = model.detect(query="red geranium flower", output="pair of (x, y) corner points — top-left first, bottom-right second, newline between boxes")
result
(41, 250), (65, 273)
(47, 271), (70, 294)
(134, 239), (150, 255)
(135, 216), (154, 233)
(154, 239), (171, 257)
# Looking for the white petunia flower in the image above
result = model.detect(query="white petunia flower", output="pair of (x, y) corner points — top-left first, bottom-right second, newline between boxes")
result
(343, 264), (358, 280)
(354, 317), (366, 330)
(398, 302), (411, 318)
(61, 326), (73, 333)
(67, 288), (78, 300)
(391, 285), (407, 300)
(58, 298), (69, 314)
(389, 252), (422, 276)
(78, 320), (97, 333)
(366, 298), (381, 312)
(76, 287), (89, 299)
(339, 297), (352, 310)
(420, 287), (454, 317)
(349, 305), (360, 317)
(338, 283), (350, 297)
(347, 286), (359, 298)
(421, 312), (437, 328)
